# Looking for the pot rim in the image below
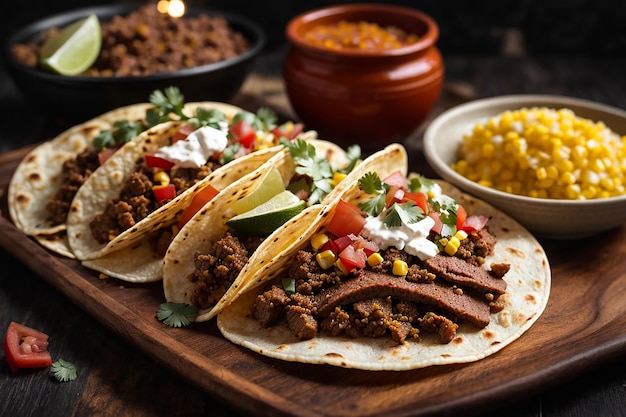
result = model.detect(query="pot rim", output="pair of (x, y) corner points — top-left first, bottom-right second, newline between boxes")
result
(286, 3), (439, 58)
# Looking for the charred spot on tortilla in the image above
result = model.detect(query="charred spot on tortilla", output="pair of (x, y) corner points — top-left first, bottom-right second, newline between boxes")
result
(27, 172), (42, 182)
(16, 194), (30, 204)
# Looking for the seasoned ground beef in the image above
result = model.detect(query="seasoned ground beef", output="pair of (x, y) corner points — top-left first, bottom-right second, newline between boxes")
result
(46, 149), (99, 226)
(250, 227), (509, 345)
(189, 232), (264, 310)
(89, 160), (212, 244)
(12, 5), (251, 76)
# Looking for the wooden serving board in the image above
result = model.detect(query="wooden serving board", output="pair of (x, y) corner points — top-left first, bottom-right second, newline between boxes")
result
(2, 142), (626, 417)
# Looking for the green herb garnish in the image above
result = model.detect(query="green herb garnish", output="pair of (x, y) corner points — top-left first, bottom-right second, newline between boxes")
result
(357, 172), (388, 217)
(282, 277), (296, 295)
(50, 359), (77, 382)
(156, 302), (198, 327)
(383, 202), (424, 227)
(283, 138), (335, 205)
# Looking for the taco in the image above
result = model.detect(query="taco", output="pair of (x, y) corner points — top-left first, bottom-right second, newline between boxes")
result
(161, 139), (380, 321)
(65, 104), (318, 282)
(216, 145), (551, 371)
(8, 87), (247, 258)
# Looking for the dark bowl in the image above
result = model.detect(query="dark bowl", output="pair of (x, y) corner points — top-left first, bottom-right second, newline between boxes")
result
(3, 4), (266, 123)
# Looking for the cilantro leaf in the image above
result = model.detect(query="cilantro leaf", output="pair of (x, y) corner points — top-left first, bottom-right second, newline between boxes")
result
(337, 145), (362, 174)
(358, 194), (386, 217)
(189, 107), (228, 129)
(282, 138), (336, 204)
(383, 202), (423, 227)
(156, 302), (198, 327)
(50, 359), (77, 382)
(358, 172), (386, 195)
(409, 176), (437, 193)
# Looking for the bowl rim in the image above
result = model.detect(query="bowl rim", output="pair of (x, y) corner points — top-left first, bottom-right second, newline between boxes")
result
(3, 4), (266, 83)
(285, 2), (439, 58)
(423, 93), (626, 208)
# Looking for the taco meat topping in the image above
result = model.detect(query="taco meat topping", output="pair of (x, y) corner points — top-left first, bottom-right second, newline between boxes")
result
(46, 149), (100, 226)
(89, 160), (215, 245)
(250, 226), (508, 345)
(188, 232), (264, 310)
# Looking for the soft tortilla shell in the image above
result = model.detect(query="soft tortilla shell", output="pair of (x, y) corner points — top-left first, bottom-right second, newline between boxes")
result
(216, 179), (551, 371)
(8, 103), (153, 237)
(163, 143), (408, 321)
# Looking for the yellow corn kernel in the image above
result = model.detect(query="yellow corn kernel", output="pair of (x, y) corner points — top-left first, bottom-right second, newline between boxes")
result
(560, 171), (576, 185)
(154, 170), (170, 186)
(367, 252), (384, 267)
(311, 233), (329, 251)
(392, 260), (409, 276)
(454, 229), (468, 240)
(329, 172), (347, 187)
(335, 258), (349, 275)
(316, 250), (336, 270)
(444, 236), (461, 256)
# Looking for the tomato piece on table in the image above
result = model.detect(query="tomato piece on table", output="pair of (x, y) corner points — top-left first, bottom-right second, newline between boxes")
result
(152, 184), (177, 202)
(145, 154), (175, 170)
(3, 322), (52, 373)
(178, 184), (220, 227)
(327, 200), (366, 237)
(229, 120), (257, 148)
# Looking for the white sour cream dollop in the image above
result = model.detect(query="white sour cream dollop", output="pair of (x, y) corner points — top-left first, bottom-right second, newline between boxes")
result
(361, 214), (439, 261)
(155, 126), (228, 168)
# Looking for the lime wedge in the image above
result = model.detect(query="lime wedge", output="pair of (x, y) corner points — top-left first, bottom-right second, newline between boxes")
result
(231, 167), (285, 215)
(227, 190), (306, 236)
(40, 14), (101, 76)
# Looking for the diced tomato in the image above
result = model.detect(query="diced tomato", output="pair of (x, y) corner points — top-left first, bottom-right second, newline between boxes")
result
(229, 120), (257, 148)
(403, 191), (428, 214)
(172, 123), (196, 143)
(333, 235), (355, 253)
(145, 154), (175, 170)
(456, 204), (467, 231)
(383, 171), (408, 189)
(327, 200), (366, 237)
(429, 211), (443, 235)
(271, 122), (304, 140)
(3, 322), (52, 373)
(385, 185), (405, 208)
(339, 245), (367, 272)
(178, 185), (220, 227)
(460, 215), (489, 232)
(152, 184), (176, 202)
(97, 147), (118, 165)
(351, 236), (379, 256)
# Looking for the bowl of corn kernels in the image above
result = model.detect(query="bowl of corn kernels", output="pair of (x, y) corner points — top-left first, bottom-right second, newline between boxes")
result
(423, 94), (626, 239)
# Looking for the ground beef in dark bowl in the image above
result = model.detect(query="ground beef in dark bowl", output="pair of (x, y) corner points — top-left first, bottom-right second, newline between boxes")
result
(3, 4), (266, 122)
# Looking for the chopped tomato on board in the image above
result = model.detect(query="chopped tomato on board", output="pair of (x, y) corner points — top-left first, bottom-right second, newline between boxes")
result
(178, 185), (220, 227)
(3, 322), (52, 373)
(327, 200), (366, 237)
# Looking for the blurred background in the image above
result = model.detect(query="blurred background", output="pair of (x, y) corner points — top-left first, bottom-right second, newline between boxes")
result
(2, 0), (625, 56)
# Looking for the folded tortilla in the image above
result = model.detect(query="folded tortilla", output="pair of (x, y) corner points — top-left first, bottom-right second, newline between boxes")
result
(216, 147), (551, 371)
(161, 141), (399, 321)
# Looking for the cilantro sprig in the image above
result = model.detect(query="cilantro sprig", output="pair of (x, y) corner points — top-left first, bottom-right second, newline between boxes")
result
(156, 302), (198, 327)
(282, 139), (361, 205)
(50, 359), (77, 382)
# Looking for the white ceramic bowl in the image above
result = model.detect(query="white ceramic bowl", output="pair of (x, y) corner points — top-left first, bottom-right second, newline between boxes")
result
(423, 94), (626, 239)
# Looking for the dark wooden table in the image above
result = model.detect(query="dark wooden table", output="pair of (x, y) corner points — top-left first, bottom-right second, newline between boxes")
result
(2, 48), (626, 417)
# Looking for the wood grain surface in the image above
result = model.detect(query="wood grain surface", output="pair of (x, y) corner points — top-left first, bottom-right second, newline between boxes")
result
(2, 130), (626, 417)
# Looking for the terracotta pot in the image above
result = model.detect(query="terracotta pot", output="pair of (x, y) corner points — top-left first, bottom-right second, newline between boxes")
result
(284, 3), (443, 151)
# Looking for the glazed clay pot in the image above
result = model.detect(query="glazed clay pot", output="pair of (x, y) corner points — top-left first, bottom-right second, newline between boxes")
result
(284, 3), (443, 150)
